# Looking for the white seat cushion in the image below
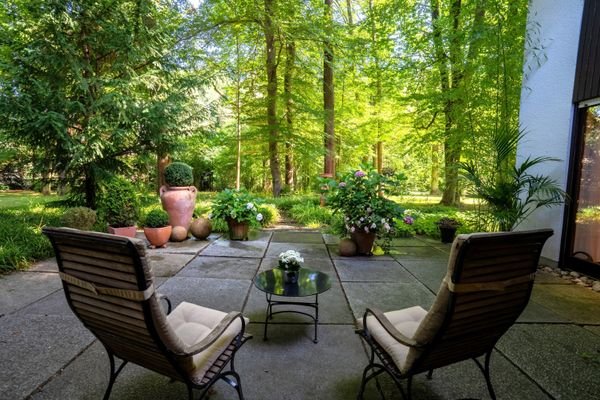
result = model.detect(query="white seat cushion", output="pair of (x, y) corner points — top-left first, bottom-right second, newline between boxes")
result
(168, 302), (248, 382)
(359, 306), (427, 373)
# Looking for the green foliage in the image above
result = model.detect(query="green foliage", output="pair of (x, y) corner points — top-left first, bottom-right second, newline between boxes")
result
(461, 127), (566, 231)
(325, 165), (405, 239)
(0, 205), (62, 272)
(60, 207), (97, 231)
(211, 189), (262, 224)
(257, 203), (280, 227)
(436, 217), (461, 228)
(289, 203), (333, 227)
(143, 209), (169, 228)
(164, 162), (194, 187)
(269, 195), (320, 211)
(96, 177), (139, 228)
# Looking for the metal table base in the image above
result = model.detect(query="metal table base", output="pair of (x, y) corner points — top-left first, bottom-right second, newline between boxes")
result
(263, 292), (321, 343)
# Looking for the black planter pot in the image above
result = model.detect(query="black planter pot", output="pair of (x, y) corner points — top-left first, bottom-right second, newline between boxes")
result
(439, 227), (457, 243)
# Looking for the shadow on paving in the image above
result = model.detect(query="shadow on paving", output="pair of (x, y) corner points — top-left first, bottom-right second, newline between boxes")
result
(1, 231), (599, 399)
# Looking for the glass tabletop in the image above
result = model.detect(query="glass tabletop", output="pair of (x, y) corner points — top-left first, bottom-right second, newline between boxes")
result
(254, 268), (332, 297)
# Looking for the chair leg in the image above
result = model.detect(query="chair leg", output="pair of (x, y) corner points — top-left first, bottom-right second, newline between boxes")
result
(103, 352), (128, 400)
(473, 351), (497, 400)
(219, 370), (245, 400)
(187, 384), (195, 400)
(426, 369), (433, 380)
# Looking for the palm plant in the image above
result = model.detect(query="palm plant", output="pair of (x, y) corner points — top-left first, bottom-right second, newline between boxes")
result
(460, 126), (567, 231)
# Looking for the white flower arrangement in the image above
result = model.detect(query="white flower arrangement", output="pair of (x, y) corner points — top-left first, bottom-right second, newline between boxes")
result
(278, 250), (304, 271)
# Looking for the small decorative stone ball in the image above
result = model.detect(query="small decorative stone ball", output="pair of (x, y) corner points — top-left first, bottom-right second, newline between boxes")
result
(338, 238), (357, 257)
(170, 226), (188, 242)
(190, 218), (212, 240)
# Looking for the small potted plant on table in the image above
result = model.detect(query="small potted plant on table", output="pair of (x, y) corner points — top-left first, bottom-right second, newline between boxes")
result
(436, 217), (461, 243)
(278, 250), (304, 284)
(210, 189), (263, 240)
(143, 209), (172, 248)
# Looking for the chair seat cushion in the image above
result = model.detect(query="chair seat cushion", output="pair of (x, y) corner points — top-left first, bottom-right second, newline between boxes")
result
(168, 302), (248, 383)
(359, 306), (427, 374)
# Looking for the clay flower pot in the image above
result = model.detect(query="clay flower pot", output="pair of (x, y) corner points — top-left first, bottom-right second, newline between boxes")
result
(351, 230), (376, 255)
(159, 185), (197, 230)
(226, 218), (249, 240)
(143, 226), (172, 248)
(107, 226), (137, 238)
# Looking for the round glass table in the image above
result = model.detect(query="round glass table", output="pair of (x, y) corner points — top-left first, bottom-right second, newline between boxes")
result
(254, 268), (332, 343)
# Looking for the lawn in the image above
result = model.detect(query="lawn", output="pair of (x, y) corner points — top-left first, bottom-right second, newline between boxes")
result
(0, 191), (63, 209)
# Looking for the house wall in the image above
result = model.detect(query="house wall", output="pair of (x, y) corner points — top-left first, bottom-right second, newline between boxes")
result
(517, 0), (585, 262)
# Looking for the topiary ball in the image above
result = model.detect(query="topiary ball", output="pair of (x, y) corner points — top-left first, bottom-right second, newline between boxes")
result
(164, 162), (194, 187)
(338, 238), (357, 257)
(190, 218), (212, 240)
(170, 225), (188, 242)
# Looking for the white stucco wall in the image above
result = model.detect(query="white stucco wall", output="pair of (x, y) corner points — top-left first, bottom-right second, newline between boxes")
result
(517, 0), (585, 262)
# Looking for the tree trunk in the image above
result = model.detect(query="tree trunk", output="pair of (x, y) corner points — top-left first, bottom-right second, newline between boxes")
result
(84, 167), (96, 209)
(323, 0), (335, 178)
(264, 0), (282, 196)
(235, 36), (242, 190)
(430, 143), (441, 195)
(284, 41), (295, 190)
(157, 154), (170, 194)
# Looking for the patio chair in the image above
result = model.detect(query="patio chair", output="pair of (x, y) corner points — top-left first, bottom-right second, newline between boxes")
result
(355, 229), (553, 400)
(42, 227), (251, 400)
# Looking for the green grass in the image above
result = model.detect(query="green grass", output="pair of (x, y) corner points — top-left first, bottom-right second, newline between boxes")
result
(0, 191), (63, 209)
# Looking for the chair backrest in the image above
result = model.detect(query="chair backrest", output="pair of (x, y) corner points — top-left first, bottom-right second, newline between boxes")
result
(407, 229), (553, 374)
(43, 227), (188, 380)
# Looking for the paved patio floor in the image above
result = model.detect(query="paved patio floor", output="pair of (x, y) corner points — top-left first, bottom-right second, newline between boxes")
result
(1, 229), (599, 399)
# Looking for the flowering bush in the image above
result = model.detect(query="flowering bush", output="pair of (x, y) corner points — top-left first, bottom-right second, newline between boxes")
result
(278, 250), (304, 271)
(210, 189), (263, 225)
(325, 166), (405, 242)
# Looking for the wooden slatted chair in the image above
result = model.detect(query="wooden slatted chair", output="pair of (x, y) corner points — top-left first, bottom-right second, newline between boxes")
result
(356, 229), (553, 400)
(43, 227), (251, 400)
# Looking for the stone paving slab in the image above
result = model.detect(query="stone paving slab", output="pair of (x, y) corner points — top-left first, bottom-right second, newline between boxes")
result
(373, 349), (551, 400)
(390, 246), (448, 260)
(531, 284), (600, 324)
(583, 325), (600, 337)
(139, 234), (216, 255)
(322, 233), (340, 245)
(18, 289), (72, 316)
(157, 277), (251, 312)
(395, 259), (448, 293)
(271, 231), (324, 243)
(146, 253), (196, 277)
(178, 256), (260, 280)
(244, 281), (354, 325)
(0, 313), (94, 399)
(0, 272), (62, 316)
(334, 259), (420, 283)
(28, 258), (58, 273)
(518, 299), (570, 323)
(342, 282), (436, 320)
(200, 237), (270, 258)
(497, 324), (600, 400)
(265, 242), (330, 259)
(390, 237), (430, 247)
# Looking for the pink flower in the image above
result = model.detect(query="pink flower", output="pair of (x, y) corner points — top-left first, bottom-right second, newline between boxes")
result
(364, 226), (370, 233)
(354, 170), (366, 178)
(403, 216), (414, 225)
(350, 226), (356, 233)
(339, 182), (346, 187)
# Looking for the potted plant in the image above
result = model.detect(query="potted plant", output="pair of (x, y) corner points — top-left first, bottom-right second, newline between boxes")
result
(325, 166), (405, 255)
(210, 189), (263, 240)
(278, 250), (304, 284)
(60, 207), (97, 231)
(159, 162), (197, 232)
(143, 209), (172, 248)
(97, 177), (139, 238)
(436, 217), (461, 243)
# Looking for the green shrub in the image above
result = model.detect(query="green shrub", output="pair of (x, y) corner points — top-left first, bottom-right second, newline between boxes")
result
(211, 189), (262, 225)
(143, 209), (169, 228)
(60, 207), (97, 230)
(257, 203), (280, 227)
(270, 194), (319, 211)
(289, 203), (332, 227)
(164, 162), (194, 187)
(96, 177), (139, 228)
(0, 183), (8, 191)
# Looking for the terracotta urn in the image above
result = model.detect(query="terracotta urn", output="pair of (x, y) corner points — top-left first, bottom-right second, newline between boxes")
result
(143, 226), (172, 248)
(226, 218), (249, 241)
(190, 218), (212, 240)
(107, 226), (137, 238)
(338, 238), (357, 257)
(351, 230), (376, 255)
(159, 185), (197, 230)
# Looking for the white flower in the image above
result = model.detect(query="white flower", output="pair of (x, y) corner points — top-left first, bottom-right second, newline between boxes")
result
(364, 226), (370, 233)
(359, 217), (364, 222)
(384, 223), (391, 231)
(350, 226), (356, 233)
(366, 207), (372, 213)
(246, 202), (255, 210)
(208, 213), (213, 220)
(278, 250), (304, 264)
(371, 223), (377, 229)
(345, 216), (350, 221)
(256, 213), (263, 221)
(381, 218), (386, 223)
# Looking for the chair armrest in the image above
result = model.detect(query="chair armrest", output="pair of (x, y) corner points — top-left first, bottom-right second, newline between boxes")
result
(156, 293), (172, 314)
(175, 311), (246, 356)
(363, 308), (423, 349)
